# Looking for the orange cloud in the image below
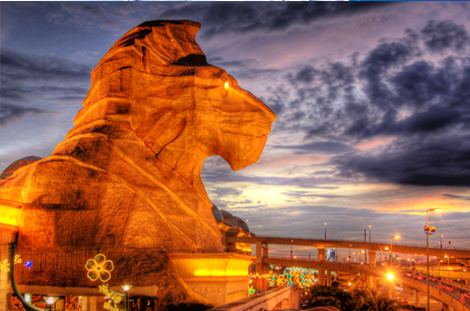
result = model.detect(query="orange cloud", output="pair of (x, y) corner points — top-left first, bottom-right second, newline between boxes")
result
(354, 136), (396, 151)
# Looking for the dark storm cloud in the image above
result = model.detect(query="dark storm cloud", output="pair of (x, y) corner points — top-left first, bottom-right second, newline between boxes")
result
(0, 48), (91, 126)
(421, 20), (470, 53)
(442, 194), (470, 200)
(53, 2), (138, 31)
(287, 66), (318, 85)
(266, 20), (470, 187)
(331, 134), (470, 186)
(0, 103), (51, 127)
(275, 141), (355, 155)
(159, 2), (394, 39)
(0, 48), (92, 82)
(1, 85), (89, 103)
(359, 41), (419, 110)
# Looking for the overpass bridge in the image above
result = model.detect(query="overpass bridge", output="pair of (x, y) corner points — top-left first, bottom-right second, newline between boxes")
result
(225, 236), (470, 310)
(226, 236), (470, 264)
(261, 257), (470, 311)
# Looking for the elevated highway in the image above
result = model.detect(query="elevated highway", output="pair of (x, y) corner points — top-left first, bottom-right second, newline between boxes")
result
(226, 236), (470, 259)
(262, 257), (470, 311)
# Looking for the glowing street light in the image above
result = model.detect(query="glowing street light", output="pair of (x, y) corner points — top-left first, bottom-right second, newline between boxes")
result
(390, 235), (399, 266)
(324, 222), (327, 240)
(121, 284), (132, 311)
(43, 297), (59, 311)
(387, 273), (393, 280)
(425, 207), (442, 311)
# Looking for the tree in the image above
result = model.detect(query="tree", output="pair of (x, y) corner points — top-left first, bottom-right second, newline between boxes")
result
(306, 285), (398, 311)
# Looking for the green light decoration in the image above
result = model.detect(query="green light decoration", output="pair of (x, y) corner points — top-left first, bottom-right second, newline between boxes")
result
(248, 268), (316, 296)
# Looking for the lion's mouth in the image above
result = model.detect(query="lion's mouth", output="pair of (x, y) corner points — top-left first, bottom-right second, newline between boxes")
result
(219, 129), (268, 139)
(218, 120), (272, 138)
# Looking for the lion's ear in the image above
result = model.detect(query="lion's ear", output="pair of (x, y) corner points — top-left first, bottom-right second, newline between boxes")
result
(135, 112), (186, 155)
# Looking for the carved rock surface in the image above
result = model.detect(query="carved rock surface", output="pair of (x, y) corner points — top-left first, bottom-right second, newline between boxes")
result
(0, 20), (275, 304)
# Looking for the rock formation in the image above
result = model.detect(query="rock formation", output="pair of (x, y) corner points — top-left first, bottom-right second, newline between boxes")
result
(0, 20), (275, 305)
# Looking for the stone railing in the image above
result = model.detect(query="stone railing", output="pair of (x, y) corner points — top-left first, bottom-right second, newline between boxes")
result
(207, 285), (300, 311)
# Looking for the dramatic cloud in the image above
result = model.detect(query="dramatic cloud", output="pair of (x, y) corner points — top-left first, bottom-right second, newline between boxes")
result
(159, 2), (394, 39)
(332, 134), (470, 186)
(275, 141), (355, 155)
(421, 20), (470, 53)
(0, 103), (50, 126)
(443, 194), (470, 200)
(0, 48), (92, 83)
(262, 19), (470, 187)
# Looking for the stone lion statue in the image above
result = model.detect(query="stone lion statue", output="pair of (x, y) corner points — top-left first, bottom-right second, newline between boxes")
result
(0, 20), (275, 305)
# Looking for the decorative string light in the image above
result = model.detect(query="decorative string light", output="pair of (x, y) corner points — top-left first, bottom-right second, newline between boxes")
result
(0, 254), (22, 272)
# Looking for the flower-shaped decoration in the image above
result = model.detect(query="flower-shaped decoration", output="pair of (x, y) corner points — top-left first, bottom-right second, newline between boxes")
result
(85, 254), (114, 282)
(1, 255), (23, 272)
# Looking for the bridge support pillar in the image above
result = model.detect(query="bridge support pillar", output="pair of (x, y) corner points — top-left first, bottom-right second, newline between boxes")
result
(441, 302), (450, 311)
(318, 246), (325, 260)
(327, 270), (332, 287)
(255, 242), (269, 274)
(369, 251), (376, 266)
(413, 290), (420, 307)
(368, 276), (375, 289)
(256, 242), (262, 264)
(318, 270), (325, 286)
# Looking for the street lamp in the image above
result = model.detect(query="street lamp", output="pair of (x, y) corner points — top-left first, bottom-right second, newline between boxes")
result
(369, 225), (372, 243)
(121, 284), (132, 311)
(43, 297), (59, 311)
(324, 222), (327, 240)
(425, 207), (442, 311)
(440, 234), (443, 249)
(390, 235), (399, 266)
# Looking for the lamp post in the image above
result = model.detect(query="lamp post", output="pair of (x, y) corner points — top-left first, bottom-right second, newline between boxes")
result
(390, 235), (399, 266)
(369, 225), (371, 243)
(43, 297), (59, 311)
(324, 223), (327, 240)
(121, 284), (132, 311)
(425, 207), (442, 311)
(440, 234), (443, 249)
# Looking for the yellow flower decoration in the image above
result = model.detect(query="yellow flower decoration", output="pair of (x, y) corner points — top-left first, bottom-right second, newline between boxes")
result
(1, 255), (22, 272)
(85, 254), (114, 282)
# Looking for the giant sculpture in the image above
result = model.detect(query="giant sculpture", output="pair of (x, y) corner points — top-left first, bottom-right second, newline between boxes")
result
(0, 20), (275, 305)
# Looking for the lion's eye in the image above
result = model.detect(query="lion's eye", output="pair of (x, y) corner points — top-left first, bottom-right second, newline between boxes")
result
(224, 82), (229, 90)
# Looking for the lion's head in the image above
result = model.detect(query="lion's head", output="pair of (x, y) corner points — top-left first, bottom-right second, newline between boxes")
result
(68, 20), (275, 179)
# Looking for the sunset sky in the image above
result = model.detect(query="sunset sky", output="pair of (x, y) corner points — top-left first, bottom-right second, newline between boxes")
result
(1, 2), (469, 259)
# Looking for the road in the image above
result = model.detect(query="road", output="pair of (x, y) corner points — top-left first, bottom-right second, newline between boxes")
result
(404, 270), (470, 309)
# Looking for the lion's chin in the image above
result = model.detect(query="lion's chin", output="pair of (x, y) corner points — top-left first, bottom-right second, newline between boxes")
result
(224, 135), (268, 171)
